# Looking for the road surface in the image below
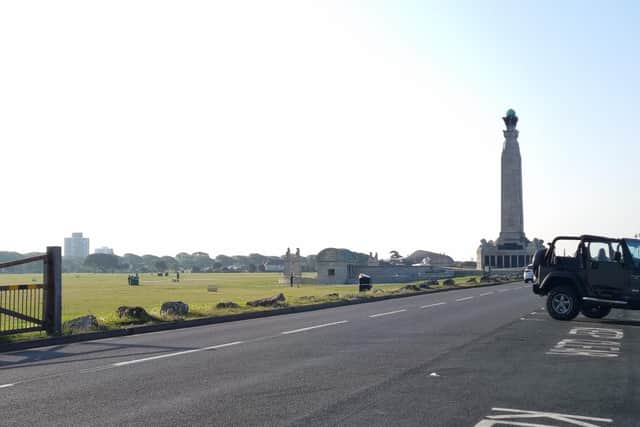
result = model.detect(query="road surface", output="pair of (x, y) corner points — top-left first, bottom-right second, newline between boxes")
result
(1, 282), (638, 426)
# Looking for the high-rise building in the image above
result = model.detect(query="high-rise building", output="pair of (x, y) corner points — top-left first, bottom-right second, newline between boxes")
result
(64, 232), (90, 259)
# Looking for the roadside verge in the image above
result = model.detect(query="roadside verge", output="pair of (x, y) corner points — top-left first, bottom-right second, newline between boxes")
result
(0, 280), (523, 353)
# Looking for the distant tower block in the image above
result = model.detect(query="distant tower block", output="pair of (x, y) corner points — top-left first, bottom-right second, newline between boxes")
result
(280, 248), (303, 284)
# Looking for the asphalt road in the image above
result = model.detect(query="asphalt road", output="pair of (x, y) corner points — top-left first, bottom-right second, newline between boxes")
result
(1, 282), (638, 426)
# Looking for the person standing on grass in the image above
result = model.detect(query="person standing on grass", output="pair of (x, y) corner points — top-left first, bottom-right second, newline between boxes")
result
(290, 273), (294, 287)
(176, 271), (180, 282)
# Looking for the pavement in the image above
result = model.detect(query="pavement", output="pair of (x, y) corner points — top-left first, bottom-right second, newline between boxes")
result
(1, 281), (639, 426)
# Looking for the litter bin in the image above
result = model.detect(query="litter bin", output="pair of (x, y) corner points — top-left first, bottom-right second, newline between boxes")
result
(358, 274), (372, 292)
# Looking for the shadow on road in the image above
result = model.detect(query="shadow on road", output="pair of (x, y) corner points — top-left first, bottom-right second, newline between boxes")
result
(0, 341), (193, 370)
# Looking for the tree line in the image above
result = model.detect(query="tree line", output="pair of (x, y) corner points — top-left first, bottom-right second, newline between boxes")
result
(0, 251), (317, 274)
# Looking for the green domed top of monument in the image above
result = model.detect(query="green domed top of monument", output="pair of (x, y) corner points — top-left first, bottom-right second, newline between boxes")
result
(503, 108), (518, 129)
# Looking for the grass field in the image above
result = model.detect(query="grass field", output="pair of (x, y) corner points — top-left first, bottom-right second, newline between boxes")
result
(0, 272), (485, 339)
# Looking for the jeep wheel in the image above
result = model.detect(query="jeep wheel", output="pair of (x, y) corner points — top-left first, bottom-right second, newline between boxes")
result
(546, 285), (580, 321)
(581, 305), (611, 319)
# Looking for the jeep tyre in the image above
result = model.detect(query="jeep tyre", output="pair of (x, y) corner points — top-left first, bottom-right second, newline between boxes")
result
(547, 285), (581, 321)
(580, 305), (611, 319)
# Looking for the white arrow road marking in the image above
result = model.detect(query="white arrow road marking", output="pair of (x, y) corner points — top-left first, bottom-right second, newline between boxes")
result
(113, 341), (245, 367)
(281, 320), (349, 334)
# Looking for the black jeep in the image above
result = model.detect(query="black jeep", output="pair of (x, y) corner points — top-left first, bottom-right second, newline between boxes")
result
(532, 235), (640, 320)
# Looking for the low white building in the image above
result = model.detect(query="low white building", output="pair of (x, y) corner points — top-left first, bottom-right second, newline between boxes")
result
(264, 260), (284, 272)
(94, 246), (114, 255)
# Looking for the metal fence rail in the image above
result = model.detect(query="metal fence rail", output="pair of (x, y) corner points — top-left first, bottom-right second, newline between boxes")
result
(0, 284), (44, 336)
(0, 247), (61, 336)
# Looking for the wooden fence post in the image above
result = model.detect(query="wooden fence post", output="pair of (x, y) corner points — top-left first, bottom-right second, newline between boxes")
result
(44, 246), (62, 335)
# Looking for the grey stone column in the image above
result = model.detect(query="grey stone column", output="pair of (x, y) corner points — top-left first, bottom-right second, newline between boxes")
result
(498, 110), (525, 244)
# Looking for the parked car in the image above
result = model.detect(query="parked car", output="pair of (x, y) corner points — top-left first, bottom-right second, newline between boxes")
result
(523, 265), (534, 283)
(532, 234), (640, 320)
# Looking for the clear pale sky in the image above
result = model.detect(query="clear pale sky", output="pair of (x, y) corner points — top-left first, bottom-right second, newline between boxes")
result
(1, 1), (638, 260)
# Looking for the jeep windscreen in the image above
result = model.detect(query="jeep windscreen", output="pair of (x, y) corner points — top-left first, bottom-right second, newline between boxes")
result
(548, 237), (581, 260)
(623, 239), (640, 268)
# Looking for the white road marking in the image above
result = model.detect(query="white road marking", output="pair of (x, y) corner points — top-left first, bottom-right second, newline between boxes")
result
(455, 296), (474, 302)
(420, 302), (446, 309)
(569, 328), (623, 340)
(498, 289), (512, 293)
(281, 320), (349, 334)
(369, 309), (407, 318)
(0, 384), (14, 389)
(479, 292), (494, 296)
(476, 407), (613, 426)
(112, 341), (244, 367)
(547, 327), (623, 358)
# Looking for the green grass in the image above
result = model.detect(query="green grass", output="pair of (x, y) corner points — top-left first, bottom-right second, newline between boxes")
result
(0, 272), (487, 340)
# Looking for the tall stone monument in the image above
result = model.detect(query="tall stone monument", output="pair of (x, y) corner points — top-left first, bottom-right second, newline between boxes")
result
(477, 109), (543, 270)
(498, 109), (525, 246)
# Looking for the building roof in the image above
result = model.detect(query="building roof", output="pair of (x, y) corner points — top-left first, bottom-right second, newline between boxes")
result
(316, 248), (361, 264)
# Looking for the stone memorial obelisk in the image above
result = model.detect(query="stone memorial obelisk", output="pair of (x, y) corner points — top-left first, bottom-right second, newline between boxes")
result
(477, 109), (544, 270)
(497, 108), (525, 246)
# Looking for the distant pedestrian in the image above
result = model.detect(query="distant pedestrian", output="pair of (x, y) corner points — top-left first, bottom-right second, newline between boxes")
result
(290, 273), (294, 287)
(176, 271), (180, 282)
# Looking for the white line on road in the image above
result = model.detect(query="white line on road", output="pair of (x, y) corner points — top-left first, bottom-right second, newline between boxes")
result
(369, 309), (408, 318)
(498, 288), (512, 293)
(281, 320), (349, 334)
(489, 407), (613, 422)
(455, 296), (474, 302)
(479, 292), (494, 296)
(420, 302), (446, 309)
(0, 384), (14, 389)
(112, 341), (244, 367)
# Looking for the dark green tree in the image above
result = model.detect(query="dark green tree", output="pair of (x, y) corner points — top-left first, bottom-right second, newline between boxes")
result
(84, 253), (121, 273)
(122, 253), (145, 272)
(154, 260), (168, 272)
(215, 254), (234, 267)
(160, 256), (178, 271)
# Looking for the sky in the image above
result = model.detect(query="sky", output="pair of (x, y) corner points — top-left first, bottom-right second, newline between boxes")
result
(1, 1), (639, 261)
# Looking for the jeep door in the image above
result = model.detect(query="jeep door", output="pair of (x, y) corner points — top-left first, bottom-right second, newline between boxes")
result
(585, 241), (629, 300)
(623, 239), (640, 299)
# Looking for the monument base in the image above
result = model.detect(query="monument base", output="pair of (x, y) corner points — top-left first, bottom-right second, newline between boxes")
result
(477, 238), (544, 271)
